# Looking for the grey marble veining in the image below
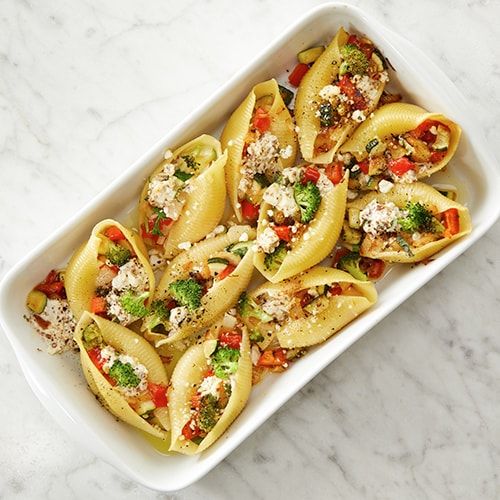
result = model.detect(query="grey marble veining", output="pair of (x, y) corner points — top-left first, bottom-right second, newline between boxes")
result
(1, 0), (499, 498)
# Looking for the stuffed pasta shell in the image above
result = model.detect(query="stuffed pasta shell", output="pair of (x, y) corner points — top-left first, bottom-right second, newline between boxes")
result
(295, 28), (388, 163)
(344, 182), (471, 262)
(139, 134), (227, 258)
(239, 266), (376, 349)
(254, 163), (348, 283)
(142, 226), (256, 346)
(75, 312), (169, 439)
(221, 79), (298, 223)
(65, 220), (155, 325)
(339, 103), (461, 189)
(169, 314), (252, 453)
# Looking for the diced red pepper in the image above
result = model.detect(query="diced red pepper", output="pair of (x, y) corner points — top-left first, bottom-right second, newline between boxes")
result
(430, 150), (447, 163)
(288, 63), (309, 87)
(357, 160), (369, 174)
(338, 75), (366, 110)
(87, 346), (106, 371)
(365, 259), (385, 279)
(35, 270), (65, 299)
(299, 291), (314, 308)
(347, 34), (374, 59)
(104, 226), (125, 242)
(141, 217), (173, 244)
(99, 263), (119, 276)
(441, 208), (460, 237)
(148, 382), (168, 408)
(257, 348), (287, 367)
(332, 247), (351, 268)
(182, 419), (201, 441)
(33, 314), (50, 329)
(303, 166), (321, 184)
(90, 296), (107, 315)
(273, 225), (292, 242)
(253, 107), (271, 133)
(219, 330), (242, 349)
(328, 284), (343, 296)
(217, 264), (236, 281)
(240, 199), (260, 222)
(325, 162), (344, 185)
(411, 119), (444, 141)
(388, 157), (415, 176)
(191, 392), (202, 410)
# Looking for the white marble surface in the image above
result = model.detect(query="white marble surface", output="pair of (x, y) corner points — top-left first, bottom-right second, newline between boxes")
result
(1, 0), (499, 498)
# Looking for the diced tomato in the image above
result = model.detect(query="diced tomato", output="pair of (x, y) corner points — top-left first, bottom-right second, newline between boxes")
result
(303, 166), (321, 184)
(388, 157), (415, 176)
(141, 217), (173, 244)
(253, 107), (271, 133)
(99, 263), (119, 275)
(288, 63), (309, 87)
(205, 368), (214, 377)
(325, 162), (344, 185)
(299, 291), (314, 308)
(148, 382), (168, 408)
(87, 346), (105, 370)
(347, 34), (374, 59)
(240, 199), (260, 222)
(411, 119), (442, 141)
(328, 284), (343, 296)
(35, 270), (65, 299)
(365, 259), (385, 279)
(219, 330), (242, 349)
(182, 420), (201, 441)
(90, 296), (107, 315)
(332, 247), (351, 267)
(191, 392), (202, 410)
(273, 225), (292, 242)
(338, 75), (366, 110)
(33, 314), (50, 329)
(104, 226), (125, 242)
(257, 348), (287, 367)
(441, 208), (460, 237)
(218, 263), (236, 281)
(357, 160), (369, 174)
(430, 150), (447, 163)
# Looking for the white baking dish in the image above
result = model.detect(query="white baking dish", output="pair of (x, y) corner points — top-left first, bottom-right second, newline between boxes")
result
(1, 3), (499, 492)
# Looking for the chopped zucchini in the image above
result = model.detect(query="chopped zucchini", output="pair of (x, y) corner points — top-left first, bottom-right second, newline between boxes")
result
(255, 94), (274, 108)
(297, 46), (324, 64)
(174, 170), (193, 182)
(278, 85), (294, 107)
(226, 241), (251, 258)
(137, 400), (156, 416)
(342, 221), (362, 245)
(348, 208), (361, 229)
(253, 173), (271, 188)
(371, 50), (386, 72)
(26, 289), (47, 314)
(185, 146), (216, 169)
(207, 257), (229, 275)
(82, 323), (102, 349)
(396, 236), (414, 256)
(433, 125), (450, 151)
(368, 156), (386, 176)
(365, 138), (379, 153)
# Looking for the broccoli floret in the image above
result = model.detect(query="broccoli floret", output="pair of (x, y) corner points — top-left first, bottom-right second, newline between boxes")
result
(106, 243), (131, 266)
(108, 360), (141, 387)
(237, 292), (273, 323)
(249, 330), (264, 343)
(339, 44), (369, 75)
(119, 290), (150, 318)
(398, 202), (438, 233)
(264, 242), (288, 271)
(169, 279), (202, 311)
(338, 252), (369, 281)
(82, 323), (102, 349)
(294, 182), (321, 223)
(198, 394), (220, 433)
(146, 299), (170, 330)
(211, 346), (240, 379)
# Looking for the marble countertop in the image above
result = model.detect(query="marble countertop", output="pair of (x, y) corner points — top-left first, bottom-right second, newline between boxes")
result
(1, 0), (499, 498)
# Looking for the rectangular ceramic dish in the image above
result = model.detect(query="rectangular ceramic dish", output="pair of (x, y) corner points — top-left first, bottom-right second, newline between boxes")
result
(1, 3), (499, 492)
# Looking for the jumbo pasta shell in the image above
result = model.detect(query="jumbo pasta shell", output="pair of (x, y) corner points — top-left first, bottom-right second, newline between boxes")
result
(220, 79), (298, 221)
(249, 267), (377, 348)
(168, 325), (252, 454)
(138, 135), (227, 259)
(254, 173), (348, 283)
(348, 182), (471, 262)
(295, 27), (386, 163)
(74, 312), (169, 439)
(65, 219), (155, 321)
(143, 225), (256, 346)
(340, 103), (461, 177)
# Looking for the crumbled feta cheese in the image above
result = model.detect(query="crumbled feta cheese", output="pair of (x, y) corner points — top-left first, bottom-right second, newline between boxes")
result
(149, 249), (166, 270)
(352, 74), (380, 102)
(316, 172), (333, 195)
(147, 167), (185, 220)
(352, 109), (366, 123)
(319, 84), (341, 100)
(263, 183), (298, 217)
(351, 165), (360, 172)
(261, 293), (294, 322)
(251, 345), (261, 366)
(359, 200), (404, 236)
(178, 241), (192, 251)
(379, 71), (389, 83)
(347, 189), (359, 200)
(112, 258), (148, 292)
(395, 169), (418, 184)
(378, 179), (394, 193)
(412, 232), (421, 241)
(429, 126), (437, 135)
(106, 290), (136, 325)
(205, 225), (226, 239)
(198, 376), (222, 398)
(239, 232), (249, 242)
(242, 132), (280, 176)
(280, 145), (293, 159)
(227, 140), (235, 146)
(164, 150), (173, 160)
(169, 306), (189, 328)
(222, 312), (237, 329)
(281, 167), (302, 184)
(257, 227), (280, 254)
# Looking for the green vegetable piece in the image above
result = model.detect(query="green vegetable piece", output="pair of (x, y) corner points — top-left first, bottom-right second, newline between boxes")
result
(119, 290), (150, 318)
(318, 101), (335, 128)
(198, 394), (220, 433)
(146, 299), (170, 331)
(366, 138), (379, 153)
(339, 44), (369, 76)
(297, 46), (325, 64)
(106, 243), (131, 267)
(396, 236), (414, 256)
(278, 84), (294, 107)
(26, 289), (47, 314)
(237, 292), (273, 323)
(181, 155), (199, 170)
(210, 346), (240, 379)
(253, 173), (271, 188)
(338, 252), (368, 281)
(398, 202), (436, 233)
(150, 207), (168, 236)
(226, 241), (251, 258)
(169, 279), (202, 311)
(82, 323), (102, 349)
(264, 242), (288, 271)
(249, 330), (264, 343)
(294, 181), (321, 223)
(108, 360), (141, 387)
(174, 170), (193, 182)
